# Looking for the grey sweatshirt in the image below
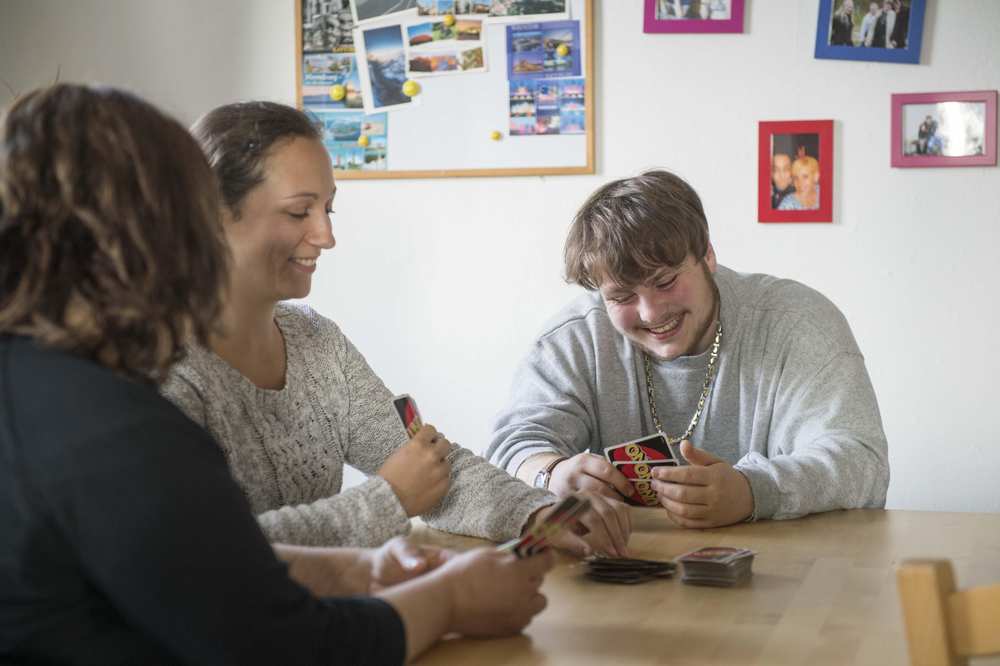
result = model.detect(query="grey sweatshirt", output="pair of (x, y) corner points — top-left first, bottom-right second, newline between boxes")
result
(486, 266), (889, 520)
(162, 303), (554, 547)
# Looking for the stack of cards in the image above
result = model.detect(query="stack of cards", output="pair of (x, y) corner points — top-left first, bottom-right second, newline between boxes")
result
(675, 547), (755, 587)
(584, 556), (676, 585)
(603, 433), (680, 506)
(497, 495), (591, 559)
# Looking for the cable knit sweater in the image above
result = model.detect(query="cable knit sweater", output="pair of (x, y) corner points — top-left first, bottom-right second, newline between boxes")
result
(161, 303), (555, 547)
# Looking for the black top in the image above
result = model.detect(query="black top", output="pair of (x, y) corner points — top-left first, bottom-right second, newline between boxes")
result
(0, 336), (405, 665)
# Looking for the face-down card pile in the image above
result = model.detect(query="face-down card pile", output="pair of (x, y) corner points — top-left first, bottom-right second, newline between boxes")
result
(583, 556), (677, 584)
(603, 433), (680, 506)
(675, 547), (755, 587)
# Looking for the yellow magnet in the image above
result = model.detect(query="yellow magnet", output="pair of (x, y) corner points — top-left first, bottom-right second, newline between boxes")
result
(490, 130), (503, 141)
(556, 43), (570, 57)
(443, 13), (456, 27)
(329, 84), (347, 101)
(402, 79), (421, 97)
(357, 135), (370, 148)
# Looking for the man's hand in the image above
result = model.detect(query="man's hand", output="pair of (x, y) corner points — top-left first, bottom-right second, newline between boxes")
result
(365, 537), (452, 592)
(522, 490), (632, 558)
(548, 451), (633, 501)
(377, 425), (452, 517)
(650, 440), (754, 528)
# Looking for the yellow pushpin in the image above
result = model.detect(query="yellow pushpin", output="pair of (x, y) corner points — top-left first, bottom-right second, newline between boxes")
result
(329, 84), (347, 101)
(556, 43), (570, 57)
(442, 13), (456, 27)
(490, 130), (503, 141)
(402, 79), (421, 97)
(357, 135), (370, 148)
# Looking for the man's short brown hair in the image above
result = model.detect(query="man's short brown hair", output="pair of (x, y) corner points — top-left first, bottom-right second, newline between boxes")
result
(0, 84), (228, 383)
(564, 170), (709, 290)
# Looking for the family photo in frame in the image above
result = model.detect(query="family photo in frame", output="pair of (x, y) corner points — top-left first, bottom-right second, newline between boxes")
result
(815, 0), (925, 64)
(758, 120), (834, 223)
(891, 90), (998, 168)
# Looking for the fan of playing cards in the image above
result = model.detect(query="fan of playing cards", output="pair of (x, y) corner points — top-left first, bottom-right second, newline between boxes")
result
(603, 433), (681, 507)
(496, 495), (591, 558)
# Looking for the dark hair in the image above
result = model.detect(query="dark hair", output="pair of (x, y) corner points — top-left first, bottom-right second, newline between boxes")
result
(0, 84), (228, 383)
(190, 101), (321, 217)
(564, 170), (710, 290)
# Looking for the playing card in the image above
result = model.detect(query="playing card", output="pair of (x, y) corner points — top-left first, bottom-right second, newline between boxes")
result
(675, 546), (756, 587)
(676, 546), (753, 565)
(497, 494), (591, 558)
(583, 556), (676, 585)
(612, 459), (677, 482)
(603, 433), (679, 466)
(392, 394), (423, 438)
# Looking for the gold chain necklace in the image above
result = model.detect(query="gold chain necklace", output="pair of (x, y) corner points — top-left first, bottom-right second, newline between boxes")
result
(643, 320), (722, 444)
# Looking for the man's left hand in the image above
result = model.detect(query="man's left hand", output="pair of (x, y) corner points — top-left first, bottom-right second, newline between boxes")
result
(650, 440), (754, 528)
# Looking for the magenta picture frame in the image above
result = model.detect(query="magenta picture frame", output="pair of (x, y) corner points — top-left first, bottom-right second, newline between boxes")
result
(643, 0), (745, 34)
(891, 90), (997, 168)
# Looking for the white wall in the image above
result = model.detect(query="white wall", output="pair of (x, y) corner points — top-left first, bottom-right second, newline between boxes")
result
(3, 0), (999, 513)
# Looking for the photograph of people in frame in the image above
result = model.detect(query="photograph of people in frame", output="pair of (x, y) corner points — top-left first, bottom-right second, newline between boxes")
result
(891, 91), (998, 168)
(815, 0), (923, 63)
(758, 120), (833, 223)
(655, 0), (731, 20)
(643, 0), (743, 33)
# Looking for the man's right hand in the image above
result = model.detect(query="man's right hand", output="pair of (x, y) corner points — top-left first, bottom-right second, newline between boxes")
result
(548, 451), (634, 501)
(438, 547), (554, 637)
(377, 425), (452, 517)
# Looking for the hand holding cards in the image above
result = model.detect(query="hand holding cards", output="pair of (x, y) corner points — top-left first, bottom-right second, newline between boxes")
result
(498, 495), (591, 559)
(378, 394), (451, 517)
(603, 433), (680, 507)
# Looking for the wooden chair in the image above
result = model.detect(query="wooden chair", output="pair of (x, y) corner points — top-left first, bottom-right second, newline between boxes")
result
(897, 559), (1000, 665)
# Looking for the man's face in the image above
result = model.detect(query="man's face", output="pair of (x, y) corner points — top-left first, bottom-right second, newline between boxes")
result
(772, 154), (792, 191)
(869, 3), (878, 14)
(600, 249), (719, 361)
(843, 0), (854, 13)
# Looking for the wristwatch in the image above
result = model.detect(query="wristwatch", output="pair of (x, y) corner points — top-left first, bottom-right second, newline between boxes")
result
(533, 456), (567, 490)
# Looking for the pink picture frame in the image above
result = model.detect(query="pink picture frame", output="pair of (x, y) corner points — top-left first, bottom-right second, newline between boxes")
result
(643, 0), (744, 34)
(891, 91), (997, 168)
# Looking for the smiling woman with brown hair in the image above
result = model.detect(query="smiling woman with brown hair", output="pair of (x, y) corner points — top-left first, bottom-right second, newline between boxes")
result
(0, 84), (554, 665)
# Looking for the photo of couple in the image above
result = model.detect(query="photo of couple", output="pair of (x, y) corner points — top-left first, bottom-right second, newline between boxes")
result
(654, 0), (730, 20)
(770, 134), (821, 211)
(902, 102), (988, 158)
(828, 0), (911, 49)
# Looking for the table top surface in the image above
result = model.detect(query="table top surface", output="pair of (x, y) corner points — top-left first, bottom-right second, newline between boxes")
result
(411, 509), (1000, 665)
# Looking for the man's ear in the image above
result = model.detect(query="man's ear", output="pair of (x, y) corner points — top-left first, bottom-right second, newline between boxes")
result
(704, 242), (718, 273)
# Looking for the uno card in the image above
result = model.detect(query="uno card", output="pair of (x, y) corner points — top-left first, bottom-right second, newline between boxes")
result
(392, 394), (423, 438)
(497, 494), (591, 558)
(603, 433), (678, 466)
(612, 459), (677, 482)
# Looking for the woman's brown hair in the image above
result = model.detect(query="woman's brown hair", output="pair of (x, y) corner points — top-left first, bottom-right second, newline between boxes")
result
(0, 84), (228, 383)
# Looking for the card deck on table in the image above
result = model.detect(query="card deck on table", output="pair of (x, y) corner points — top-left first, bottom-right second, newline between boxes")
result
(675, 546), (756, 587)
(392, 394), (423, 438)
(583, 556), (676, 585)
(497, 495), (591, 559)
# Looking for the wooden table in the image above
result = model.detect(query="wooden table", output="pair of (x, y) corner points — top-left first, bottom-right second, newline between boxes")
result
(411, 509), (1000, 665)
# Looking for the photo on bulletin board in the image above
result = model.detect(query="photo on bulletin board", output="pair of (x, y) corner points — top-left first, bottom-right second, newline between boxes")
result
(295, 0), (595, 180)
(814, 0), (925, 64)
(891, 91), (998, 168)
(643, 0), (744, 34)
(758, 120), (834, 223)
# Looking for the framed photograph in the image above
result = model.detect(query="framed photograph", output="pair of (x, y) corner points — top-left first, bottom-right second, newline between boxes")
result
(643, 0), (744, 34)
(758, 120), (834, 223)
(814, 0), (925, 64)
(891, 91), (998, 168)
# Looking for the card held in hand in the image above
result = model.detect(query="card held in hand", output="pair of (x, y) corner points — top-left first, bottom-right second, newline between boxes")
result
(603, 433), (679, 507)
(392, 394), (423, 439)
(497, 494), (591, 559)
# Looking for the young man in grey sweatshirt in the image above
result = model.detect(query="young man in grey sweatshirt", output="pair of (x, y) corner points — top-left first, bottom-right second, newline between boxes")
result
(486, 170), (889, 527)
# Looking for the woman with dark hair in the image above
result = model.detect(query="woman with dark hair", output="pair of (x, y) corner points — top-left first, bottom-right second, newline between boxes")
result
(160, 101), (632, 556)
(0, 84), (553, 665)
